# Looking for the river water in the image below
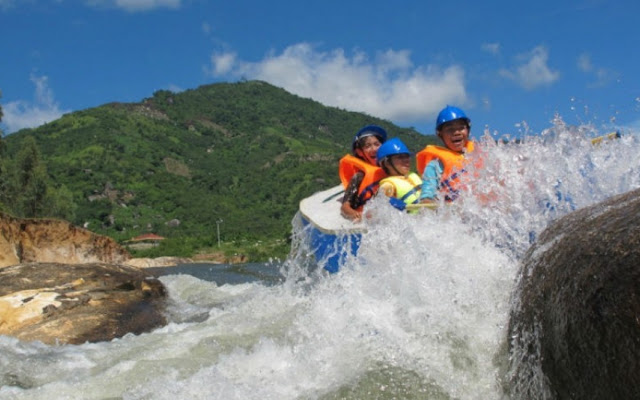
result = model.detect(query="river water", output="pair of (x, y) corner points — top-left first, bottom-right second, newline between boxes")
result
(1, 120), (638, 399)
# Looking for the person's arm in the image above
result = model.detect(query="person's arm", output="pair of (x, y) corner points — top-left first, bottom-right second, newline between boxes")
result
(378, 181), (410, 211)
(341, 172), (364, 221)
(378, 181), (395, 198)
(420, 159), (443, 202)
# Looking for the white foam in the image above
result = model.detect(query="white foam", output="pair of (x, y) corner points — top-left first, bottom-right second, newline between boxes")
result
(2, 123), (639, 399)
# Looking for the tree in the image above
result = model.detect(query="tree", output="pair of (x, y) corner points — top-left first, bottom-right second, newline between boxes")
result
(45, 185), (77, 221)
(0, 90), (6, 153)
(0, 91), (7, 210)
(0, 89), (4, 133)
(13, 136), (49, 217)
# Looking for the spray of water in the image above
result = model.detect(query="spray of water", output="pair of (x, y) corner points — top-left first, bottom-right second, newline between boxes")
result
(1, 120), (638, 399)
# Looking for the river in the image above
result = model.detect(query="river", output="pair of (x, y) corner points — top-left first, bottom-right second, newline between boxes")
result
(1, 121), (638, 399)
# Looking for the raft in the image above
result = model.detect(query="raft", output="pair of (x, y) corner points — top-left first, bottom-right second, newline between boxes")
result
(298, 185), (365, 273)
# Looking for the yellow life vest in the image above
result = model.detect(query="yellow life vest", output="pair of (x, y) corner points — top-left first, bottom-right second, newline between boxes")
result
(339, 154), (386, 208)
(379, 172), (423, 205)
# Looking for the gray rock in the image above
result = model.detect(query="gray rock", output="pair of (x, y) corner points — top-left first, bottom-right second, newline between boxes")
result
(508, 188), (640, 399)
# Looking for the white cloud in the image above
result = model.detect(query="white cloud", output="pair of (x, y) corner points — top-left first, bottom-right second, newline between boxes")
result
(167, 84), (183, 93)
(577, 52), (617, 88)
(1, 74), (69, 134)
(210, 52), (237, 75)
(481, 42), (500, 55)
(206, 43), (467, 125)
(577, 53), (593, 72)
(499, 45), (560, 90)
(86, 0), (181, 12)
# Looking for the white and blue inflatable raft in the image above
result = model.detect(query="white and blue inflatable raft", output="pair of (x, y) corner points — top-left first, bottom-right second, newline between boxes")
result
(298, 185), (365, 273)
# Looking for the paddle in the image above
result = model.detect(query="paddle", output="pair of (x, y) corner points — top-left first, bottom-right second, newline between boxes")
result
(591, 131), (621, 145)
(322, 189), (345, 203)
(405, 202), (439, 211)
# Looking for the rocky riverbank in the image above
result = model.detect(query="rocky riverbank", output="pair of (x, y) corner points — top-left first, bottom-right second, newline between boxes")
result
(0, 212), (130, 268)
(0, 262), (167, 345)
(0, 213), (168, 344)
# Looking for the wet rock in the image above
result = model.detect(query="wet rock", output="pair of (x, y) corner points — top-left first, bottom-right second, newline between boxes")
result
(0, 262), (167, 345)
(508, 188), (640, 399)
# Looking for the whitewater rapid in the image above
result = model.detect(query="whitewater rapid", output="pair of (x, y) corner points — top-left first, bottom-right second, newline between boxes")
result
(1, 121), (638, 399)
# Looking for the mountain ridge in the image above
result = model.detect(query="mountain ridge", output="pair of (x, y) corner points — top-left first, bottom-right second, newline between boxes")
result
(3, 80), (438, 259)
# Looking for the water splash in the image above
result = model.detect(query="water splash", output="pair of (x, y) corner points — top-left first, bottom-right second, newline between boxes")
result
(1, 119), (639, 399)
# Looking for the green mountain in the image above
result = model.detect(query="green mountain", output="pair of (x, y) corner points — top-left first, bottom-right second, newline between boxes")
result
(3, 80), (437, 259)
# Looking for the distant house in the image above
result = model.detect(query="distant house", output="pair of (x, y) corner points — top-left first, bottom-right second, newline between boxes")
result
(126, 233), (165, 249)
(130, 233), (165, 242)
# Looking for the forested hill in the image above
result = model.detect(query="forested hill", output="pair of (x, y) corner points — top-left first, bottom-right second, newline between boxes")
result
(3, 80), (438, 258)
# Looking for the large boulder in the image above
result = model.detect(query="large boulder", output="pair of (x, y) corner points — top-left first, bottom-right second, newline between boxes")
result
(0, 262), (167, 345)
(507, 188), (640, 399)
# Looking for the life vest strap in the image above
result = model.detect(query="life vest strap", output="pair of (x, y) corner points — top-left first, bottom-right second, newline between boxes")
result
(399, 184), (422, 204)
(439, 168), (466, 202)
(356, 179), (382, 206)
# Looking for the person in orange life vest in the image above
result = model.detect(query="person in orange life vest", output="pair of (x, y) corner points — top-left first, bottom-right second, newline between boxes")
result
(339, 125), (387, 221)
(416, 106), (475, 204)
(376, 138), (423, 211)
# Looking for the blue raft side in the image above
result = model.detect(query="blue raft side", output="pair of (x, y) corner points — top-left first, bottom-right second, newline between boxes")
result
(301, 215), (361, 273)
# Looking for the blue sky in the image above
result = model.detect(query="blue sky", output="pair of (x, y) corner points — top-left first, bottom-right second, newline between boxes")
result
(2, 0), (639, 139)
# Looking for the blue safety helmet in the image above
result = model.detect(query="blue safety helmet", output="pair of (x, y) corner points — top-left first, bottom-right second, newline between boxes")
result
(436, 105), (471, 131)
(376, 138), (411, 166)
(352, 124), (387, 154)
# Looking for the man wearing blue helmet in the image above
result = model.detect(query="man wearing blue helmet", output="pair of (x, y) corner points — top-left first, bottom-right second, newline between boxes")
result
(376, 138), (423, 210)
(416, 105), (476, 203)
(339, 125), (387, 221)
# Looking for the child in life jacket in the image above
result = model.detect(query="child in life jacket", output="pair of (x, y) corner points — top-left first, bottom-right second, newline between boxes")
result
(339, 125), (387, 221)
(376, 138), (423, 211)
(416, 106), (475, 204)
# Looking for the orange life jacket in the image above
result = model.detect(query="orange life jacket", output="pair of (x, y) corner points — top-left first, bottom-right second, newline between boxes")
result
(415, 141), (475, 201)
(339, 154), (386, 207)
